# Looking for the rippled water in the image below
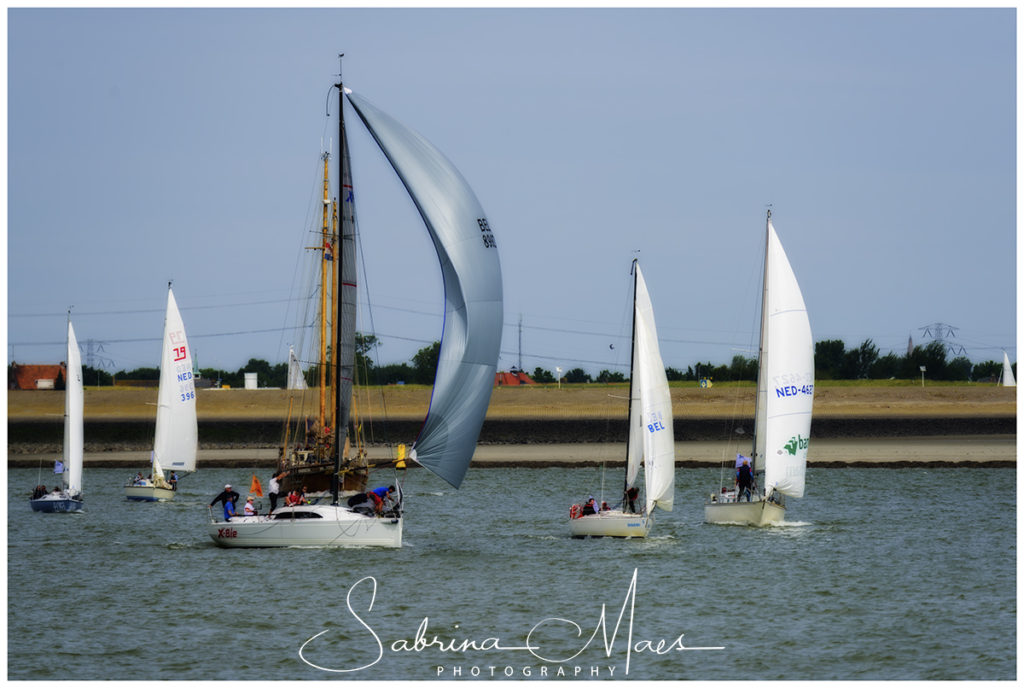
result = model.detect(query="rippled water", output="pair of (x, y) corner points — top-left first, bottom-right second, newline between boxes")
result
(7, 462), (1015, 680)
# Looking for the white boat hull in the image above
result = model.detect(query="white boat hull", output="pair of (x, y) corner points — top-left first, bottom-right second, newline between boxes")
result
(208, 504), (402, 548)
(125, 483), (177, 502)
(569, 510), (651, 538)
(704, 496), (785, 526)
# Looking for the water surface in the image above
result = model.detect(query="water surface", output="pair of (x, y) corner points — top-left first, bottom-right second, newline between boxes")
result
(7, 463), (1015, 680)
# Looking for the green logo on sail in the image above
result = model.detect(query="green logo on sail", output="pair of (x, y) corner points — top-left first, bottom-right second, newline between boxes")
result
(782, 434), (809, 456)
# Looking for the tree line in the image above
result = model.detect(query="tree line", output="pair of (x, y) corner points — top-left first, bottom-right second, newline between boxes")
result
(58, 335), (1011, 389)
(532, 338), (1009, 384)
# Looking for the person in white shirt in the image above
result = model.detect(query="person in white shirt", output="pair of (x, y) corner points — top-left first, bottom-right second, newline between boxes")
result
(268, 470), (287, 513)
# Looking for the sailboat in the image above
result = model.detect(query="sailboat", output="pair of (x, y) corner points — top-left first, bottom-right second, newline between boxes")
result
(124, 285), (198, 501)
(704, 210), (813, 526)
(286, 346), (307, 390)
(568, 261), (674, 538)
(207, 68), (503, 548)
(1000, 351), (1015, 387)
(30, 316), (84, 513)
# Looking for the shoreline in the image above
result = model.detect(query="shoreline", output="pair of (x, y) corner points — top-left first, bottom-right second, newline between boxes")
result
(8, 437), (1015, 469)
(7, 415), (1016, 454)
(8, 385), (1016, 467)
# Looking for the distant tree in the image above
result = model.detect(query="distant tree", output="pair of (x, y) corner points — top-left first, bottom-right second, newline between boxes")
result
(815, 340), (845, 379)
(532, 367), (556, 383)
(355, 332), (378, 381)
(946, 356), (972, 381)
(665, 367), (686, 382)
(595, 369), (626, 383)
(971, 360), (1002, 381)
(373, 362), (416, 385)
(841, 339), (879, 380)
(81, 365), (113, 386)
(411, 341), (441, 385)
(691, 362), (716, 382)
(729, 355), (758, 382)
(235, 358), (288, 389)
(119, 367), (161, 380)
(564, 367), (591, 384)
(904, 341), (948, 380)
(868, 353), (902, 379)
(199, 368), (229, 387)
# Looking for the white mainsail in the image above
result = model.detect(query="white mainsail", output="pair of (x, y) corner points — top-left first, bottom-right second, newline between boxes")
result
(760, 218), (814, 499)
(152, 287), (198, 477)
(633, 266), (674, 513)
(64, 320), (84, 497)
(625, 322), (643, 489)
(1001, 351), (1015, 387)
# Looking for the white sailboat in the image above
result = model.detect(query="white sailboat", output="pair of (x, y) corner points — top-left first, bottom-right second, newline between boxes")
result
(30, 316), (84, 513)
(207, 68), (503, 548)
(286, 346), (307, 390)
(705, 211), (813, 526)
(569, 261), (674, 538)
(124, 285), (198, 501)
(1000, 351), (1015, 387)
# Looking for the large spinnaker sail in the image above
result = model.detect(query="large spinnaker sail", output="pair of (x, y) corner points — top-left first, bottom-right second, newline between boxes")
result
(346, 91), (503, 488)
(633, 266), (674, 513)
(761, 220), (813, 498)
(64, 320), (84, 496)
(153, 287), (198, 474)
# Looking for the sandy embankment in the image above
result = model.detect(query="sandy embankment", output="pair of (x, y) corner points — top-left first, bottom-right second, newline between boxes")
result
(7, 384), (1016, 466)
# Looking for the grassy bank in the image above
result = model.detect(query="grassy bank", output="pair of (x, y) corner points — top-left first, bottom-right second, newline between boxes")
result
(8, 380), (1016, 421)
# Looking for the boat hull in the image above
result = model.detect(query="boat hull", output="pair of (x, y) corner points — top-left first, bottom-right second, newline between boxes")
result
(208, 504), (402, 548)
(125, 484), (177, 502)
(29, 494), (83, 513)
(704, 497), (785, 526)
(569, 510), (651, 538)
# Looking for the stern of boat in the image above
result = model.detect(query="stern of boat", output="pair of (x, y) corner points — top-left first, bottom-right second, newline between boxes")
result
(125, 483), (177, 502)
(29, 494), (84, 513)
(704, 494), (785, 527)
(568, 510), (651, 538)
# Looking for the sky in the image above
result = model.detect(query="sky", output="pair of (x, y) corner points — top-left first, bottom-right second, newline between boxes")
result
(6, 7), (1018, 380)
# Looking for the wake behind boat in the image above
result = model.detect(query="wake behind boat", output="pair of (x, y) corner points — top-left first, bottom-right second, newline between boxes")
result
(125, 285), (198, 501)
(568, 261), (674, 538)
(704, 210), (813, 526)
(207, 62), (502, 548)
(30, 315), (84, 513)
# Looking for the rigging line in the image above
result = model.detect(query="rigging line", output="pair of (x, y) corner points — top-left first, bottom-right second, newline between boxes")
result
(351, 174), (395, 451)
(521, 321), (742, 348)
(12, 296), (312, 319)
(277, 154), (333, 363)
(509, 350), (632, 369)
(11, 324), (317, 347)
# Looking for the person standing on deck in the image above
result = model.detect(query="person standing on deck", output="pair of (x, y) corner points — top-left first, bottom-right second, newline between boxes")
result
(736, 460), (754, 502)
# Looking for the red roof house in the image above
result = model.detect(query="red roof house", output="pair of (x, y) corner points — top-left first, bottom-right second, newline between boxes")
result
(494, 370), (536, 386)
(9, 363), (67, 390)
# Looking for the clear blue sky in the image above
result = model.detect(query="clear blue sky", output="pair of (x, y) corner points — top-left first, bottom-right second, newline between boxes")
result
(7, 8), (1017, 379)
